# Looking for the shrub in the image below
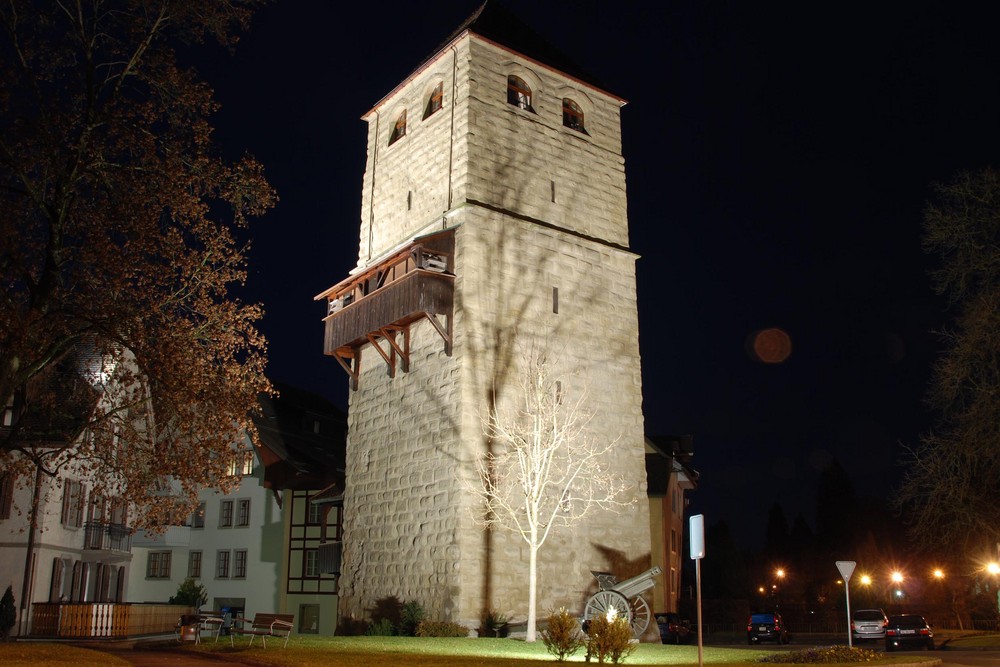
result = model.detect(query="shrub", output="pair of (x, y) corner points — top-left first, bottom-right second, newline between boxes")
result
(168, 578), (207, 608)
(364, 618), (396, 636)
(398, 600), (426, 637)
(481, 608), (508, 637)
(757, 645), (882, 663)
(1, 586), (16, 641)
(415, 619), (469, 637)
(585, 611), (635, 664)
(541, 607), (585, 661)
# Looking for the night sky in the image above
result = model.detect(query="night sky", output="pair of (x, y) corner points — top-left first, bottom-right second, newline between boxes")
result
(192, 1), (1000, 550)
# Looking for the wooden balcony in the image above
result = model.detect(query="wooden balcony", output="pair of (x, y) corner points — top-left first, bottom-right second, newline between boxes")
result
(316, 229), (455, 389)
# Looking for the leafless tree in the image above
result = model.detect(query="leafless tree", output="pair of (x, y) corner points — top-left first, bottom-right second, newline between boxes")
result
(474, 349), (632, 642)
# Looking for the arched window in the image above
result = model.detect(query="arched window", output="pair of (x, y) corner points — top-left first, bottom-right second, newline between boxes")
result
(424, 82), (443, 119)
(562, 98), (585, 132)
(507, 75), (533, 112)
(388, 109), (407, 145)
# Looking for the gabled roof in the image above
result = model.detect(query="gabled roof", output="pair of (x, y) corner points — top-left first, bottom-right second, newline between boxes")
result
(252, 381), (346, 491)
(645, 434), (699, 496)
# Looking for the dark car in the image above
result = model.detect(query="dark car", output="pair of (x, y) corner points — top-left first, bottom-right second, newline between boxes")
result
(885, 614), (934, 651)
(747, 612), (789, 644)
(852, 608), (888, 642)
(656, 612), (692, 644)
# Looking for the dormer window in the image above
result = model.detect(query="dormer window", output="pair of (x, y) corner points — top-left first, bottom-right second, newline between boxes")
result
(507, 75), (533, 112)
(388, 110), (407, 145)
(563, 98), (586, 133)
(424, 82), (443, 119)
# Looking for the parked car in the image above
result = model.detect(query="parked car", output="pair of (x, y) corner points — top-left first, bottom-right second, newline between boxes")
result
(885, 614), (934, 651)
(747, 612), (789, 644)
(852, 608), (888, 641)
(656, 612), (692, 644)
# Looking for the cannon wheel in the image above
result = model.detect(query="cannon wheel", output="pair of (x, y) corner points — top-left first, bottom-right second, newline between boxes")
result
(584, 590), (631, 627)
(628, 595), (651, 637)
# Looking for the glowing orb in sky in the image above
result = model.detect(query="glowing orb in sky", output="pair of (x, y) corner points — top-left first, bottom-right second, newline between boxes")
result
(752, 327), (792, 363)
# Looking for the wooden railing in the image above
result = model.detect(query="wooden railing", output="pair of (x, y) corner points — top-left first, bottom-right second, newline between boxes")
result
(29, 602), (194, 638)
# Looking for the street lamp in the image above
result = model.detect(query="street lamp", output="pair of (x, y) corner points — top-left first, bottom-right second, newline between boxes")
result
(890, 571), (904, 603)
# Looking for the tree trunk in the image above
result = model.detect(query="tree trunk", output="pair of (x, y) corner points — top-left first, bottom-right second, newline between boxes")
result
(527, 536), (538, 642)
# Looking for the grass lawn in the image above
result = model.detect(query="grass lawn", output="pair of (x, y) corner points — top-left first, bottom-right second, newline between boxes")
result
(0, 642), (132, 667)
(184, 636), (938, 667)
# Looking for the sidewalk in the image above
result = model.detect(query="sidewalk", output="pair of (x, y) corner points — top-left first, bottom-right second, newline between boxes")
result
(76, 639), (258, 667)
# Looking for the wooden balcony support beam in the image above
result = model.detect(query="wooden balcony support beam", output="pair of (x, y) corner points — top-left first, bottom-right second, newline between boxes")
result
(333, 348), (360, 391)
(423, 312), (453, 356)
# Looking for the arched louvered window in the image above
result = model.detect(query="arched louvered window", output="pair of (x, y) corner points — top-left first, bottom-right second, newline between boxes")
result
(388, 109), (407, 145)
(562, 98), (586, 133)
(424, 82), (443, 119)
(507, 75), (533, 112)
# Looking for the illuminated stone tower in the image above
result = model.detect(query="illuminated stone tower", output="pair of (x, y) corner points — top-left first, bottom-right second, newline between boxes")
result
(317, 3), (651, 631)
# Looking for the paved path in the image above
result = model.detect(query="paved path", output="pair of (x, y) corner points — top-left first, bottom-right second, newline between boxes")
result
(78, 641), (257, 667)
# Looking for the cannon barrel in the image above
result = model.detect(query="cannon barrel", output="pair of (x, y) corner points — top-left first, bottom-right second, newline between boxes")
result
(611, 566), (662, 599)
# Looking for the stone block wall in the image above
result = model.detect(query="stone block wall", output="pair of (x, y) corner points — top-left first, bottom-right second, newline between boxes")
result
(338, 31), (651, 631)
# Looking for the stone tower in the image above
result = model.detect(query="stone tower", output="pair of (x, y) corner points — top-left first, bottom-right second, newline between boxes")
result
(317, 2), (651, 631)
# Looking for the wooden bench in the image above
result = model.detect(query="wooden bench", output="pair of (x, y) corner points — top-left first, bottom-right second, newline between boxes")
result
(231, 613), (294, 648)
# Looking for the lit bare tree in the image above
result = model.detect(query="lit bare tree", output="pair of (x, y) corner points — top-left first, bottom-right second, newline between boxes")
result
(475, 351), (632, 642)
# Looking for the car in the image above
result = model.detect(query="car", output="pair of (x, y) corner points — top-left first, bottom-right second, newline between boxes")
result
(747, 612), (789, 644)
(885, 614), (934, 651)
(656, 612), (692, 644)
(852, 608), (888, 641)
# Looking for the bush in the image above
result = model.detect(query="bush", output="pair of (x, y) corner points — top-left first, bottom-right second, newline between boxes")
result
(541, 607), (585, 661)
(167, 578), (206, 608)
(415, 619), (469, 637)
(398, 600), (426, 637)
(481, 608), (508, 637)
(364, 618), (396, 636)
(585, 611), (635, 664)
(757, 645), (882, 663)
(1, 586), (16, 641)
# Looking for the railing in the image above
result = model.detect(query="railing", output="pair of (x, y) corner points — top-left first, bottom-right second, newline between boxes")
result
(83, 521), (133, 552)
(30, 602), (193, 638)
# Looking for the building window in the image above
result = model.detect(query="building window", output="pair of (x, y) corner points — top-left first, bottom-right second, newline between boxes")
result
(388, 109), (407, 145)
(424, 82), (443, 119)
(507, 75), (533, 111)
(147, 551), (171, 579)
(61, 480), (85, 528)
(228, 450), (253, 476)
(2, 393), (14, 427)
(216, 550), (230, 578)
(307, 501), (325, 525)
(234, 549), (247, 579)
(188, 551), (202, 578)
(236, 499), (250, 527)
(192, 502), (205, 529)
(562, 98), (585, 132)
(0, 472), (13, 520)
(304, 549), (318, 578)
(219, 500), (233, 527)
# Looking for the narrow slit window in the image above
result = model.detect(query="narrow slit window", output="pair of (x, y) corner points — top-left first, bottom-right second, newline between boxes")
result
(552, 287), (559, 314)
(551, 180), (556, 202)
(388, 109), (407, 145)
(407, 190), (412, 211)
(507, 75), (533, 112)
(562, 98), (585, 133)
(424, 82), (443, 119)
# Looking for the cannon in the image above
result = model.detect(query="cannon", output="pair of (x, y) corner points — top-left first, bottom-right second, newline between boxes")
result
(583, 566), (662, 637)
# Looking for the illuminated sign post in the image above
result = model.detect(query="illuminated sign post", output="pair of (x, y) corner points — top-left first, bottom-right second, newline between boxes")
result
(836, 560), (857, 648)
(690, 515), (705, 667)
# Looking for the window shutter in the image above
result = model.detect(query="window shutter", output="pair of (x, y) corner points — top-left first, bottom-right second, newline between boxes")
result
(318, 541), (342, 574)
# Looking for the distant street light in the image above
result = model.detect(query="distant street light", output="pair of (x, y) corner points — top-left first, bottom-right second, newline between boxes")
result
(932, 568), (944, 580)
(860, 574), (872, 586)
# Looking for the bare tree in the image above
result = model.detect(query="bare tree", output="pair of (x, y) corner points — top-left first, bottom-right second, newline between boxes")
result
(896, 168), (1000, 550)
(474, 350), (632, 642)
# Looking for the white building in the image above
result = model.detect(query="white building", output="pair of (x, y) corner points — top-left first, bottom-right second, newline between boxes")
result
(127, 383), (346, 635)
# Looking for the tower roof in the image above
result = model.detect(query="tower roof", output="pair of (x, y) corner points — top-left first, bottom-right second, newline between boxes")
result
(437, 1), (613, 94)
(366, 1), (622, 118)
